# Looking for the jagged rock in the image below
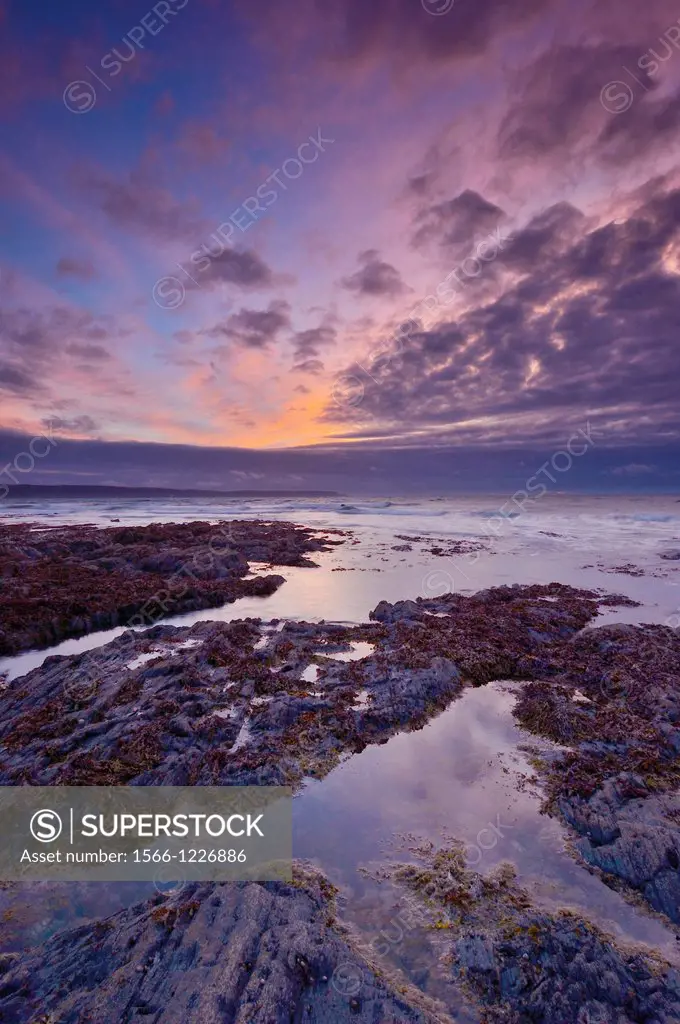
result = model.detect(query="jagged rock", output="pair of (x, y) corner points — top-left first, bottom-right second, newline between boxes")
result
(370, 599), (423, 623)
(2, 579), (679, 1020)
(0, 520), (347, 655)
(0, 613), (461, 788)
(0, 869), (431, 1024)
(0, 585), (623, 790)
(513, 621), (680, 924)
(560, 777), (680, 924)
(390, 844), (680, 1024)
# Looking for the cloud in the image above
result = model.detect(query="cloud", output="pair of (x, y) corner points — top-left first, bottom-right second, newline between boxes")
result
(154, 92), (175, 117)
(341, 249), (409, 298)
(0, 363), (38, 396)
(292, 325), (336, 361)
(46, 415), (100, 435)
(290, 323), (337, 373)
(0, 303), (127, 401)
(0, 14), (55, 114)
(406, 173), (436, 198)
(497, 42), (680, 170)
(500, 202), (587, 274)
(292, 359), (325, 375)
(192, 248), (280, 290)
(79, 164), (287, 301)
(599, 89), (680, 167)
(327, 179), (680, 446)
(610, 463), (658, 476)
(241, 0), (551, 71)
(83, 169), (204, 241)
(56, 257), (97, 281)
(412, 190), (506, 250)
(1, 427), (678, 494)
(64, 342), (112, 362)
(177, 122), (231, 165)
(204, 300), (291, 349)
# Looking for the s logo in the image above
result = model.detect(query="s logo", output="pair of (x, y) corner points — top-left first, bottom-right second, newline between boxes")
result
(30, 809), (63, 843)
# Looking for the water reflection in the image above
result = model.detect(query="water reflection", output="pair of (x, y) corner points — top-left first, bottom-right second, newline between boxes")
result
(1, 679), (677, 1018)
(294, 682), (680, 972)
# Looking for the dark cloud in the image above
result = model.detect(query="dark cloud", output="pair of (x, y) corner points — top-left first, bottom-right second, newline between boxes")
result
(204, 301), (291, 349)
(1, 427), (677, 495)
(1, 307), (120, 353)
(46, 415), (100, 435)
(0, 363), (38, 395)
(81, 169), (282, 293)
(83, 169), (204, 241)
(243, 0), (551, 69)
(291, 325), (336, 362)
(194, 248), (280, 290)
(0, 305), (125, 399)
(412, 190), (506, 250)
(501, 203), (587, 274)
(290, 323), (337, 374)
(328, 180), (680, 445)
(599, 89), (680, 166)
(0, 6), (57, 114)
(498, 45), (642, 161)
(176, 123), (231, 165)
(406, 173), (435, 198)
(0, 307), (52, 354)
(292, 358), (325, 375)
(341, 249), (408, 298)
(56, 257), (97, 281)
(497, 42), (680, 170)
(610, 462), (657, 476)
(65, 343), (112, 361)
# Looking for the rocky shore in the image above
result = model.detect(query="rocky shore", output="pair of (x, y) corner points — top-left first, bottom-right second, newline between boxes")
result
(1, 568), (679, 1021)
(0, 520), (346, 656)
(387, 842), (680, 1023)
(0, 582), (623, 789)
(0, 867), (438, 1024)
(513, 619), (680, 925)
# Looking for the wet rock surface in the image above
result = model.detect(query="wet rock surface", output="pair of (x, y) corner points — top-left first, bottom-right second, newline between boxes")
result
(389, 842), (680, 1024)
(513, 620), (680, 924)
(0, 868), (435, 1024)
(2, 578), (680, 1021)
(0, 614), (454, 788)
(391, 535), (488, 558)
(0, 583), (614, 789)
(0, 520), (345, 655)
(563, 778), (680, 928)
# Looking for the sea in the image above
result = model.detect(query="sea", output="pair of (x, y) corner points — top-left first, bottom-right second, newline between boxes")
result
(1, 493), (680, 994)
(1, 493), (679, 678)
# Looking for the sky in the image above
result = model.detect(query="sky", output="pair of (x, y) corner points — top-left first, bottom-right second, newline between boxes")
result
(1, 0), (680, 493)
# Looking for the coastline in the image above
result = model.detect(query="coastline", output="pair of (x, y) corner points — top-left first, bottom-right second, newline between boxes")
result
(0, 502), (679, 1022)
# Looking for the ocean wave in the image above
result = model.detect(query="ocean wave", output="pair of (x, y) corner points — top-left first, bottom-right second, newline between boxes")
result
(613, 514), (677, 523)
(474, 509), (520, 520)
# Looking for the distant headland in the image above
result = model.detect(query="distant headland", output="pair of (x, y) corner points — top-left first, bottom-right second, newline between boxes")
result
(1, 485), (342, 500)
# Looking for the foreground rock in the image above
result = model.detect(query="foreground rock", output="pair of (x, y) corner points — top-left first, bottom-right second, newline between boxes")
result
(0, 615), (456, 788)
(389, 842), (680, 1023)
(0, 583), (617, 788)
(513, 621), (680, 924)
(0, 520), (345, 655)
(4, 577), (676, 927)
(2, 580), (679, 1020)
(0, 868), (438, 1024)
